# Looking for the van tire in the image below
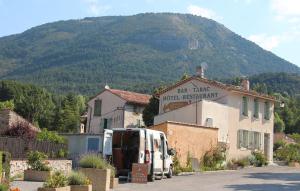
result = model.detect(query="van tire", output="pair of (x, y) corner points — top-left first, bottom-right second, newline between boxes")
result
(166, 166), (173, 178)
(148, 174), (155, 182)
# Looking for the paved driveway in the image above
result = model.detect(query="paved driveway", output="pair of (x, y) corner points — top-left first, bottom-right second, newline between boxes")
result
(115, 166), (300, 191)
(12, 166), (300, 191)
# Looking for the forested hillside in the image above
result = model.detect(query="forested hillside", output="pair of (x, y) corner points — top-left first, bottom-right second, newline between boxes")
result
(0, 13), (299, 95)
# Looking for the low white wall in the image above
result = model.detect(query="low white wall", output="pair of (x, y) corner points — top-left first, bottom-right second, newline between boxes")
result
(10, 159), (72, 177)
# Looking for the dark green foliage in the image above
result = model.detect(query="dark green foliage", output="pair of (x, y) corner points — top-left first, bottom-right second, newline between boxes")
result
(274, 144), (300, 163)
(0, 13), (299, 95)
(27, 151), (50, 171)
(274, 112), (285, 133)
(0, 184), (8, 191)
(37, 129), (66, 144)
(142, 96), (159, 127)
(249, 151), (267, 167)
(0, 80), (86, 132)
(0, 100), (14, 110)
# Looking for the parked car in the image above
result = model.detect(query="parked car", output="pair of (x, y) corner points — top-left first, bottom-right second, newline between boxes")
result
(103, 128), (175, 181)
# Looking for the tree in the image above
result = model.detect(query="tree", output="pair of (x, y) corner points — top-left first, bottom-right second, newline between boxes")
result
(142, 96), (159, 127)
(0, 100), (14, 110)
(274, 112), (285, 133)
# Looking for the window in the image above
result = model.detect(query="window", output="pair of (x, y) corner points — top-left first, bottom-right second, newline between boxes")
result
(253, 98), (259, 118)
(242, 96), (248, 116)
(264, 101), (270, 120)
(87, 138), (100, 152)
(103, 118), (108, 129)
(237, 130), (261, 150)
(94, 99), (102, 116)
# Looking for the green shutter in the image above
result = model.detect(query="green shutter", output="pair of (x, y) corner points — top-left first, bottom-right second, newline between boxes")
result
(264, 102), (270, 120)
(94, 100), (102, 116)
(254, 99), (259, 118)
(242, 97), (248, 116)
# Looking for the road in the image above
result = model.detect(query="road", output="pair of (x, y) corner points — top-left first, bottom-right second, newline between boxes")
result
(11, 166), (300, 191)
(115, 166), (300, 191)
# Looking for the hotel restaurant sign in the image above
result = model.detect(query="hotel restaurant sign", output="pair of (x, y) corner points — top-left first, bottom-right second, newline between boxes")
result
(160, 80), (224, 112)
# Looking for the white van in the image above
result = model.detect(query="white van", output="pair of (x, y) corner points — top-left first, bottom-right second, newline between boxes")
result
(102, 128), (174, 181)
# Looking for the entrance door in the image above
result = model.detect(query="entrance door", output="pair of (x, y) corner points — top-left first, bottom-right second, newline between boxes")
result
(264, 133), (270, 160)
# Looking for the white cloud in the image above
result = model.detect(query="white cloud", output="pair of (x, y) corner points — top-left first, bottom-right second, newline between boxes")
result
(234, 0), (254, 4)
(187, 5), (220, 20)
(83, 0), (110, 16)
(248, 34), (281, 50)
(271, 0), (300, 23)
(248, 30), (300, 51)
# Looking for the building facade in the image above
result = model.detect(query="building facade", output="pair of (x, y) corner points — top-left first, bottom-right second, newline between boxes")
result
(86, 87), (151, 133)
(154, 75), (276, 162)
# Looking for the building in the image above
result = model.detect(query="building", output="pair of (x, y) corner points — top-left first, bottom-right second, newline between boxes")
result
(153, 68), (276, 162)
(86, 86), (151, 133)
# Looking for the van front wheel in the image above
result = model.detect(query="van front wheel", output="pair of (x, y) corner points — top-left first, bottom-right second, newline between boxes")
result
(166, 166), (173, 178)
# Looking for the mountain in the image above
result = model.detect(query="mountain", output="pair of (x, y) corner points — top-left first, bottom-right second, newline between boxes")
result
(0, 13), (299, 95)
(249, 73), (300, 96)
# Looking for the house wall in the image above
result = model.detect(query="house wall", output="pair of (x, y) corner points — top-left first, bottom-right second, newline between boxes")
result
(124, 104), (146, 128)
(87, 91), (126, 133)
(156, 79), (275, 162)
(151, 121), (218, 166)
(0, 109), (39, 135)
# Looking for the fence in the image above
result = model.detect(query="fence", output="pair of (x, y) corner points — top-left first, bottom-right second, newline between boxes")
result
(0, 136), (67, 159)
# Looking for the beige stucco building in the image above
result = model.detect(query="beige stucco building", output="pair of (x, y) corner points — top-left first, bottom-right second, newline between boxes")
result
(86, 87), (151, 133)
(154, 72), (276, 162)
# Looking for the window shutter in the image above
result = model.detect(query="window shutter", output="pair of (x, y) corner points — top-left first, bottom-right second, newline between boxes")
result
(94, 100), (102, 116)
(254, 99), (259, 118)
(264, 102), (270, 120)
(242, 97), (248, 116)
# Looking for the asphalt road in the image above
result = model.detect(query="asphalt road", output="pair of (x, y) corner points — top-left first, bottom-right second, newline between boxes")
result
(11, 166), (300, 191)
(115, 166), (300, 191)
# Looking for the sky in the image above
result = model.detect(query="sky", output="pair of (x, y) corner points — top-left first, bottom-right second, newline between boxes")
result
(0, 0), (300, 67)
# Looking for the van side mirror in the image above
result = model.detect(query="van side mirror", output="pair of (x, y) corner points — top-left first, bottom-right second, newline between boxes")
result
(167, 148), (176, 156)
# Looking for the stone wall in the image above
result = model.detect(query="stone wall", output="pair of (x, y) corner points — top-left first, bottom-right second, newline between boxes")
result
(0, 109), (39, 135)
(10, 160), (72, 177)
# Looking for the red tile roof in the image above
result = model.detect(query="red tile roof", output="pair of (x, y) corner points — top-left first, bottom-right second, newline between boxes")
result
(107, 89), (151, 105)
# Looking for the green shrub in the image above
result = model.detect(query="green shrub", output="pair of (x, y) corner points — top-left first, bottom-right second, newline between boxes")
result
(56, 149), (68, 158)
(201, 146), (226, 171)
(250, 151), (267, 167)
(0, 184), (8, 191)
(172, 154), (182, 175)
(275, 144), (300, 162)
(289, 134), (300, 144)
(37, 129), (66, 144)
(27, 151), (50, 171)
(274, 140), (286, 151)
(44, 171), (68, 188)
(228, 158), (250, 169)
(68, 171), (90, 185)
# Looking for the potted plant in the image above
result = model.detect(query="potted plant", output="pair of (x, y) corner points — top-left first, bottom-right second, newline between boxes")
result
(38, 171), (70, 191)
(24, 151), (51, 182)
(68, 171), (92, 191)
(79, 154), (111, 191)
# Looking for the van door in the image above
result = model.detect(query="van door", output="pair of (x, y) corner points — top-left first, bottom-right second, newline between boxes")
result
(138, 130), (146, 163)
(153, 134), (163, 173)
(103, 129), (113, 159)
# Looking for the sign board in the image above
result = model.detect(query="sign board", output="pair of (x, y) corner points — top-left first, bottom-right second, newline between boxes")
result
(160, 79), (225, 113)
(131, 163), (148, 183)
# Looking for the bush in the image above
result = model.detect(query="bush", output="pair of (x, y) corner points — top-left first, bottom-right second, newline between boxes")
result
(1, 152), (11, 180)
(27, 151), (50, 171)
(68, 171), (90, 185)
(227, 158), (250, 169)
(274, 140), (286, 152)
(201, 146), (226, 171)
(44, 171), (68, 188)
(0, 184), (8, 191)
(275, 144), (300, 162)
(37, 129), (66, 144)
(172, 152), (194, 175)
(250, 151), (267, 167)
(4, 122), (37, 140)
(79, 154), (109, 169)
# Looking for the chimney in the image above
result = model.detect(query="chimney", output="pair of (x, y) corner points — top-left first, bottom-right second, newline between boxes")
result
(196, 66), (204, 78)
(241, 78), (250, 91)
